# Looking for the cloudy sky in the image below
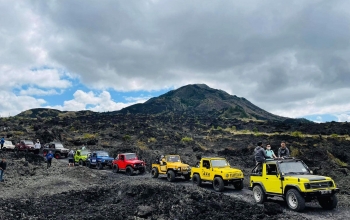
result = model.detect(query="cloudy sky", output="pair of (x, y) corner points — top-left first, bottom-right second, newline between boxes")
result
(1, 0), (350, 122)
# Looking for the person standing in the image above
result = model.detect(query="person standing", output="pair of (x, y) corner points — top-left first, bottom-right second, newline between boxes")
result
(0, 137), (5, 150)
(255, 142), (269, 164)
(46, 151), (54, 169)
(68, 150), (75, 167)
(0, 158), (7, 182)
(34, 139), (41, 154)
(278, 141), (290, 158)
(265, 144), (277, 159)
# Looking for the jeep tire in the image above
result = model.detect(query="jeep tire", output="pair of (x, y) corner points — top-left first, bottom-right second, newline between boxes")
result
(113, 164), (119, 173)
(167, 170), (175, 182)
(97, 162), (103, 170)
(213, 177), (225, 192)
(253, 185), (266, 204)
(126, 166), (134, 176)
(192, 174), (202, 186)
(86, 161), (91, 168)
(151, 167), (159, 178)
(233, 180), (244, 190)
(79, 160), (84, 166)
(55, 153), (61, 159)
(318, 195), (338, 210)
(286, 189), (305, 212)
(184, 174), (191, 181)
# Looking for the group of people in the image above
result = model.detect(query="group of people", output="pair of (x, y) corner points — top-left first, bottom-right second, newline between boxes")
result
(254, 141), (290, 164)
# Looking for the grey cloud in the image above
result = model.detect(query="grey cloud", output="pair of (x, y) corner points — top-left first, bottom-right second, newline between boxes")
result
(2, 0), (350, 118)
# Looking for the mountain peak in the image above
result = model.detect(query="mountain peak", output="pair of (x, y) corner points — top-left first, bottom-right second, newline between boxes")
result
(120, 84), (287, 121)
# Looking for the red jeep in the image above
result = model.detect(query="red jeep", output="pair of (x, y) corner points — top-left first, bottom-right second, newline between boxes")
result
(112, 153), (146, 176)
(15, 140), (35, 152)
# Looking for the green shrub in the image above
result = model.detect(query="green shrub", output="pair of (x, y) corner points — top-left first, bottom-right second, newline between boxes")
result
(231, 126), (236, 131)
(217, 126), (222, 130)
(83, 133), (96, 139)
(330, 134), (338, 138)
(290, 147), (300, 157)
(181, 136), (193, 142)
(291, 131), (303, 138)
(253, 127), (258, 133)
(148, 137), (157, 143)
(123, 135), (131, 141)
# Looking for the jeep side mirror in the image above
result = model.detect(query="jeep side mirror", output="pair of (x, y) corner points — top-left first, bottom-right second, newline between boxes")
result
(310, 170), (313, 174)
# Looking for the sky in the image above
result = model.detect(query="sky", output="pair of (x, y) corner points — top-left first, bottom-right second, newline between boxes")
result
(1, 0), (350, 123)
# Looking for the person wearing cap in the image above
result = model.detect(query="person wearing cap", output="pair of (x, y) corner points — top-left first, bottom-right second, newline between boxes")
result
(265, 144), (277, 159)
(254, 142), (269, 164)
(46, 151), (54, 169)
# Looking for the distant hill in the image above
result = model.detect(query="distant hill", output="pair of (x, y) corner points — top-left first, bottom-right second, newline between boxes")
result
(119, 84), (288, 121)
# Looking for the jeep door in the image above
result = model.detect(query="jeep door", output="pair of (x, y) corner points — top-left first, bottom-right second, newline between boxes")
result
(201, 160), (211, 181)
(264, 163), (282, 194)
(118, 155), (127, 170)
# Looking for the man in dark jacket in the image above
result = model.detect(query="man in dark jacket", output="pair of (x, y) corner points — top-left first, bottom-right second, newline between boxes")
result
(255, 142), (269, 164)
(278, 141), (290, 158)
(0, 137), (4, 150)
(0, 158), (7, 182)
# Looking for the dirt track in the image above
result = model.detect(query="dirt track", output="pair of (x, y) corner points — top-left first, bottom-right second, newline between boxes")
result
(0, 152), (349, 220)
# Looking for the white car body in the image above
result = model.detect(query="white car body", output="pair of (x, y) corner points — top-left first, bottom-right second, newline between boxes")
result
(3, 140), (15, 150)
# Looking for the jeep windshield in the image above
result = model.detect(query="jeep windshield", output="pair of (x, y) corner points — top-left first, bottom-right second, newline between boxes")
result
(97, 152), (109, 157)
(54, 143), (64, 149)
(125, 153), (137, 160)
(211, 159), (229, 167)
(167, 155), (180, 162)
(279, 161), (309, 175)
(24, 141), (34, 145)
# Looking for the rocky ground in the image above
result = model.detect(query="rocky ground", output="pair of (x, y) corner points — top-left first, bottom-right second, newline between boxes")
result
(0, 150), (349, 220)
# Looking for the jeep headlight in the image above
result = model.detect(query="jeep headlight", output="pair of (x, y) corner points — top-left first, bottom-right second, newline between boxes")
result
(178, 167), (181, 171)
(304, 183), (311, 189)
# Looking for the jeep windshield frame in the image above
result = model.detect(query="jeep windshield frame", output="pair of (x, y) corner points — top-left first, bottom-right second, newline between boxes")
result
(211, 159), (229, 167)
(167, 155), (180, 162)
(96, 151), (109, 157)
(278, 161), (310, 175)
(125, 153), (137, 160)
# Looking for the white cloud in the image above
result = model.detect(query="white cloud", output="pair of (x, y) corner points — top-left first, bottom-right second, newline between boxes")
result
(336, 114), (350, 122)
(0, 91), (46, 117)
(19, 87), (61, 96)
(49, 90), (146, 112)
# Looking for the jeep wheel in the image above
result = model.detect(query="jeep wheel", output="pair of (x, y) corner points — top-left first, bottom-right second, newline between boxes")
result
(192, 174), (202, 186)
(286, 189), (305, 212)
(79, 160), (84, 166)
(213, 177), (225, 192)
(113, 164), (119, 173)
(318, 195), (338, 210)
(151, 167), (159, 178)
(139, 167), (145, 175)
(86, 161), (91, 168)
(253, 185), (266, 204)
(233, 180), (244, 190)
(126, 166), (134, 176)
(167, 170), (176, 182)
(55, 153), (61, 159)
(97, 162), (103, 170)
(184, 174), (191, 181)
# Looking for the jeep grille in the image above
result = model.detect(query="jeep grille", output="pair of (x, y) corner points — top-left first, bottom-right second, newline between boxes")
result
(309, 181), (333, 189)
(228, 173), (241, 178)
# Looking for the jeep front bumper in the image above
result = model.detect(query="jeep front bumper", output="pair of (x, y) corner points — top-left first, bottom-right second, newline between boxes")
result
(304, 188), (339, 197)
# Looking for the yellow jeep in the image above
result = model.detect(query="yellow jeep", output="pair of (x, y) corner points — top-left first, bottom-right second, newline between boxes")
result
(190, 157), (244, 192)
(249, 158), (339, 212)
(151, 155), (191, 182)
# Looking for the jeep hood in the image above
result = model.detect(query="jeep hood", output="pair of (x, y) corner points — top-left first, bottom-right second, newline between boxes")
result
(168, 162), (189, 167)
(284, 175), (331, 182)
(99, 156), (114, 160)
(213, 167), (242, 173)
(126, 159), (144, 164)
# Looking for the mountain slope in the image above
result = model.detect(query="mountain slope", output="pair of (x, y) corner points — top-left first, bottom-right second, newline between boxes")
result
(119, 84), (287, 121)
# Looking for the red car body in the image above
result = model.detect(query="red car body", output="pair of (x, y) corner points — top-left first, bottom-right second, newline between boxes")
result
(112, 153), (146, 175)
(15, 140), (35, 152)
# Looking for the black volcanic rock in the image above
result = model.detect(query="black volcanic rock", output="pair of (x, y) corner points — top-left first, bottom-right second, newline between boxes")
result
(119, 84), (287, 121)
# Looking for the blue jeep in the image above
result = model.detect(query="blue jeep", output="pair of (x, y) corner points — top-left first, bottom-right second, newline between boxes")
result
(86, 151), (114, 170)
